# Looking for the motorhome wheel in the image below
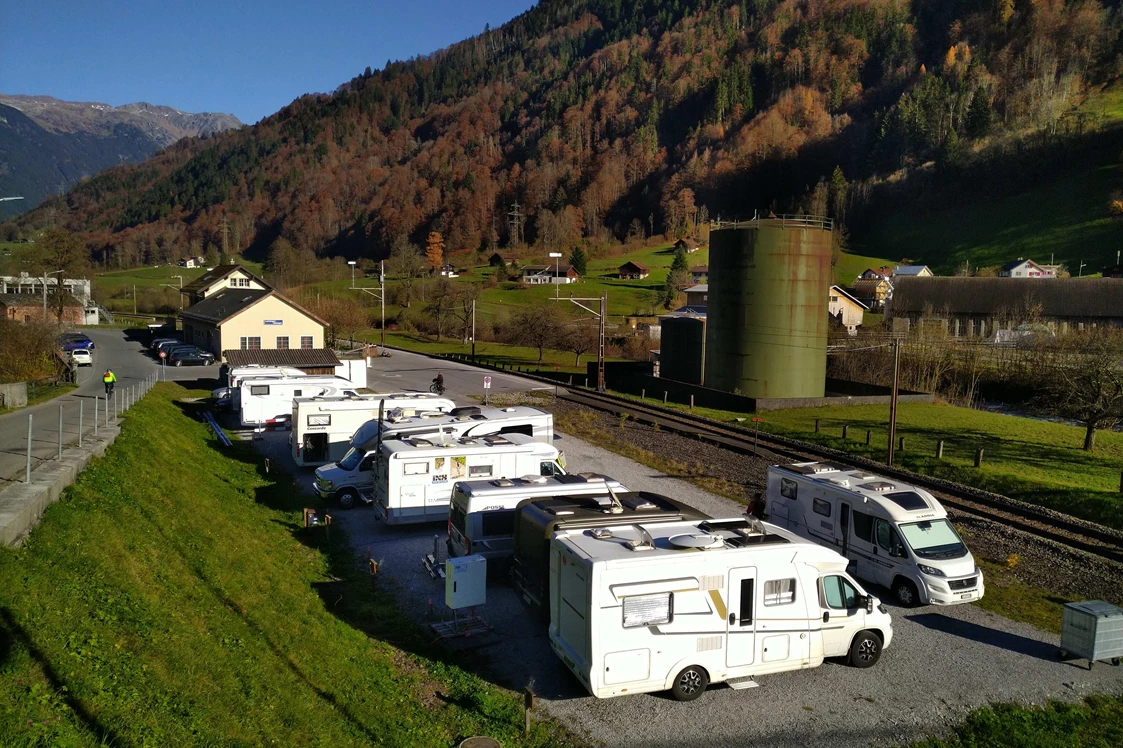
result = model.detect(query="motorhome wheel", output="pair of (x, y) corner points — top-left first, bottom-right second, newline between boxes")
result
(892, 578), (920, 607)
(848, 631), (882, 668)
(337, 489), (359, 510)
(669, 665), (709, 701)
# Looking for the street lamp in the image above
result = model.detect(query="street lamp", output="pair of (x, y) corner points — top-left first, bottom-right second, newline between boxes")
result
(549, 252), (563, 299)
(348, 261), (357, 289)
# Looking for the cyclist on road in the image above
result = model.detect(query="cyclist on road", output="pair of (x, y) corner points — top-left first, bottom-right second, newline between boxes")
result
(431, 371), (445, 395)
(102, 368), (117, 397)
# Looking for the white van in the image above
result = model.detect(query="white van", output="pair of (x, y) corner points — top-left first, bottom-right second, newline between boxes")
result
(314, 405), (556, 508)
(239, 375), (358, 427)
(448, 473), (626, 561)
(550, 517), (893, 702)
(766, 462), (983, 607)
(291, 393), (455, 466)
(368, 433), (566, 525)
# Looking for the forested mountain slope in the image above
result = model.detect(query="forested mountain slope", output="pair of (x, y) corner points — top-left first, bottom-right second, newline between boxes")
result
(11, 0), (1123, 271)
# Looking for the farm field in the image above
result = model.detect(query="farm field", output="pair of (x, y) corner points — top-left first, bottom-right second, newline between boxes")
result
(629, 397), (1123, 531)
(0, 383), (568, 747)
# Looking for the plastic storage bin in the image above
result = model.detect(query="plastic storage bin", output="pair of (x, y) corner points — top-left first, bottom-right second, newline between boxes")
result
(1059, 600), (1123, 669)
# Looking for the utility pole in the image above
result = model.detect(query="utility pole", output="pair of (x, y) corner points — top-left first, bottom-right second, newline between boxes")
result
(887, 338), (901, 466)
(41, 269), (63, 322)
(221, 216), (229, 257)
(552, 292), (607, 392)
(133, 284), (136, 315)
(471, 298), (476, 359)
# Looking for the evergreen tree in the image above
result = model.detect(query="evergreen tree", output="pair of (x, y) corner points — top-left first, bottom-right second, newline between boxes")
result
(204, 243), (220, 267)
(966, 87), (992, 137)
(568, 246), (588, 276)
(670, 247), (689, 272)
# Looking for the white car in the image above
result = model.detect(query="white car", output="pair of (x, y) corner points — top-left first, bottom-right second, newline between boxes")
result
(70, 349), (93, 367)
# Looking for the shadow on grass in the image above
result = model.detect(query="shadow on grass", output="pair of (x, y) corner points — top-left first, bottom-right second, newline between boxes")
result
(0, 607), (126, 745)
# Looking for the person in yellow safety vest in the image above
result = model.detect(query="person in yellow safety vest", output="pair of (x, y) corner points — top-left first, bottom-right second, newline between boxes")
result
(102, 369), (117, 396)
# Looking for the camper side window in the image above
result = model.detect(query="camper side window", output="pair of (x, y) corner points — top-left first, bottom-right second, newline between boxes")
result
(875, 520), (907, 558)
(780, 478), (798, 499)
(480, 510), (516, 537)
(821, 575), (860, 610)
(308, 414), (330, 426)
(812, 499), (831, 517)
(622, 593), (673, 628)
(403, 462), (429, 475)
(468, 464), (493, 478)
(763, 579), (796, 606)
(852, 511), (874, 542)
(250, 385), (269, 396)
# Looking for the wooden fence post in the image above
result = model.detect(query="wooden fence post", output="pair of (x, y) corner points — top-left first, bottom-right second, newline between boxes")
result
(866, 430), (872, 446)
(936, 440), (945, 459)
(898, 436), (905, 453)
(974, 447), (984, 468)
(814, 418), (820, 433)
(841, 424), (849, 439)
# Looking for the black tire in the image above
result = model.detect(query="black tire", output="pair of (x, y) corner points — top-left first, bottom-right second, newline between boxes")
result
(669, 665), (709, 702)
(892, 578), (920, 607)
(848, 631), (883, 668)
(337, 488), (358, 510)
(205, 359), (214, 366)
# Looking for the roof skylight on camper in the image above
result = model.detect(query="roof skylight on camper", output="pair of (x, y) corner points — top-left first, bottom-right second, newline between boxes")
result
(619, 495), (658, 511)
(863, 481), (896, 493)
(885, 491), (930, 511)
(699, 519), (752, 533)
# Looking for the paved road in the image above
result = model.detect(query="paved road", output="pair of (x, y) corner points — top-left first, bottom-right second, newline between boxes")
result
(0, 328), (216, 485)
(365, 348), (555, 403)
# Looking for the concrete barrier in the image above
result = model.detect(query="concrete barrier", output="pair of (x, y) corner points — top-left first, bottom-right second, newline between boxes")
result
(0, 382), (28, 409)
(0, 425), (121, 546)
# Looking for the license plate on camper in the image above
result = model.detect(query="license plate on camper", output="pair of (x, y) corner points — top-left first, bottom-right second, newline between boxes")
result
(960, 592), (975, 600)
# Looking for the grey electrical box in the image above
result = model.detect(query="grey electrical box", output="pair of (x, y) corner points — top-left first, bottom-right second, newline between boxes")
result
(445, 554), (487, 609)
(1060, 600), (1123, 669)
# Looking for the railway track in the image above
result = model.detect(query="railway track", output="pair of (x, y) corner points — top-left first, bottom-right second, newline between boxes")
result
(558, 387), (1123, 566)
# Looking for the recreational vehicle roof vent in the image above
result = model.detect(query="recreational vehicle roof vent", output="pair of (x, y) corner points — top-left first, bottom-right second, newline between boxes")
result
(863, 481), (896, 493)
(699, 519), (752, 533)
(481, 435), (512, 447)
(450, 406), (482, 418)
(492, 479), (516, 488)
(619, 495), (658, 511)
(519, 475), (548, 484)
(409, 438), (435, 448)
(828, 478), (850, 488)
(588, 525), (655, 551)
(669, 533), (725, 550)
(851, 472), (877, 480)
(789, 462), (841, 475)
(571, 473), (607, 483)
(885, 491), (930, 511)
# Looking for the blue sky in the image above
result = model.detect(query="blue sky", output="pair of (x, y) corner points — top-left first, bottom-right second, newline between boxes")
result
(1, 0), (537, 124)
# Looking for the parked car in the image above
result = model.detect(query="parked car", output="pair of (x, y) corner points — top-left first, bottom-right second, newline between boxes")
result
(153, 340), (184, 358)
(150, 336), (180, 350)
(70, 349), (93, 366)
(169, 347), (216, 366)
(58, 333), (94, 351)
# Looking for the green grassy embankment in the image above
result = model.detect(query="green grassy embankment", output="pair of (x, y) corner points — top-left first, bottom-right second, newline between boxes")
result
(0, 383), (573, 747)
(358, 330), (612, 375)
(910, 694), (1123, 748)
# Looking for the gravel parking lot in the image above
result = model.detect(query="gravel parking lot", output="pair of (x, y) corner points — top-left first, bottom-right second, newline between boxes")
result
(252, 421), (1123, 748)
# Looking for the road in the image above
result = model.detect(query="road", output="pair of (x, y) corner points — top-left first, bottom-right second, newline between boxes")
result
(364, 348), (555, 403)
(0, 328), (215, 485)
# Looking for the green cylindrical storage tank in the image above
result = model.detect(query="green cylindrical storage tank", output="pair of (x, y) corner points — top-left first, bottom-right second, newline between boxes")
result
(704, 217), (833, 398)
(658, 314), (707, 385)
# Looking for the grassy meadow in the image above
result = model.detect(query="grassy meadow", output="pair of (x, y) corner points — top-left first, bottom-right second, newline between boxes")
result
(0, 383), (573, 747)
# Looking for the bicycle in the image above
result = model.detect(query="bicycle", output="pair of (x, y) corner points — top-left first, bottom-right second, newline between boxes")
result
(429, 381), (446, 395)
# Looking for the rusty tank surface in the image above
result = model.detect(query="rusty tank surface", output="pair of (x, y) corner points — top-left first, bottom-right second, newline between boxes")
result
(704, 216), (834, 399)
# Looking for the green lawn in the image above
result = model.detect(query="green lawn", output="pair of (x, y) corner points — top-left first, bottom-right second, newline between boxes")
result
(0, 383), (572, 747)
(637, 398), (1123, 531)
(911, 694), (1123, 748)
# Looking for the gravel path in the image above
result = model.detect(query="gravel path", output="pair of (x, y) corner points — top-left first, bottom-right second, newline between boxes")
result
(253, 421), (1123, 748)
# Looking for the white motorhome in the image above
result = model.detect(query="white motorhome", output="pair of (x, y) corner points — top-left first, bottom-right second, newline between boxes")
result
(238, 375), (358, 427)
(290, 393), (455, 466)
(314, 405), (556, 508)
(368, 433), (566, 525)
(448, 473), (626, 561)
(550, 517), (893, 701)
(766, 462), (984, 607)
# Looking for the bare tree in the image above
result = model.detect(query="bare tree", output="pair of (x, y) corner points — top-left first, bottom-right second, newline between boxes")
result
(1033, 329), (1123, 451)
(385, 236), (427, 308)
(508, 304), (562, 363)
(453, 283), (481, 344)
(563, 322), (599, 366)
(423, 278), (458, 341)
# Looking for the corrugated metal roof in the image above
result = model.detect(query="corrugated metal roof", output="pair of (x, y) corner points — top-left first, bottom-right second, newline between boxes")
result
(223, 349), (342, 367)
(890, 276), (1123, 317)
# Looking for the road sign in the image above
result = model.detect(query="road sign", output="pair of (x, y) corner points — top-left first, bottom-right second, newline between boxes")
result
(159, 350), (167, 359)
(483, 376), (492, 389)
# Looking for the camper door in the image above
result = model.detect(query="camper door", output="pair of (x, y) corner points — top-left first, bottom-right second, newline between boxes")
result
(726, 567), (757, 668)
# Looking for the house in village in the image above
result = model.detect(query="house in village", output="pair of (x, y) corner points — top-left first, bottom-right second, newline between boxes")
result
(180, 264), (271, 307)
(674, 237), (701, 253)
(690, 265), (708, 283)
(683, 284), (708, 307)
(828, 285), (868, 336)
(180, 288), (327, 358)
(618, 261), (649, 280)
(0, 293), (84, 324)
(522, 265), (579, 285)
(850, 276), (893, 312)
(858, 266), (895, 281)
(893, 265), (933, 277)
(889, 277), (1123, 336)
(999, 259), (1055, 278)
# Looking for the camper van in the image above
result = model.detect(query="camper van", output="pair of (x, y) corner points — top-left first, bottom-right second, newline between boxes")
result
(511, 493), (708, 619)
(766, 462), (983, 607)
(367, 433), (566, 525)
(447, 474), (627, 561)
(238, 375), (358, 427)
(549, 517), (893, 702)
(314, 406), (556, 508)
(290, 393), (456, 466)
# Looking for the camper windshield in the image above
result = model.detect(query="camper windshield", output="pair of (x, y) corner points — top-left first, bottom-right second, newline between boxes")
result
(338, 448), (363, 471)
(898, 519), (968, 559)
